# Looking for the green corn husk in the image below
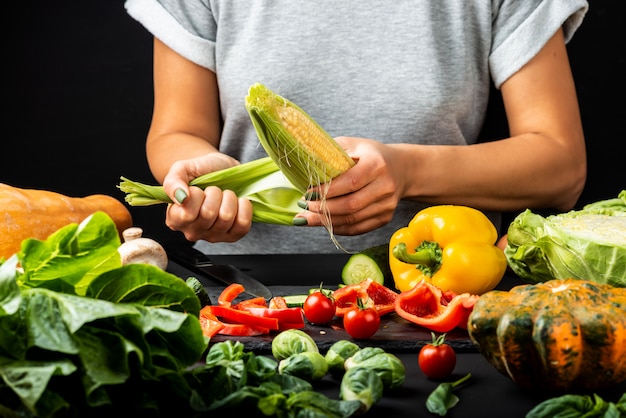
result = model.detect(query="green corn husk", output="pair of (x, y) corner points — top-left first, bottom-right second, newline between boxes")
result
(118, 157), (302, 225)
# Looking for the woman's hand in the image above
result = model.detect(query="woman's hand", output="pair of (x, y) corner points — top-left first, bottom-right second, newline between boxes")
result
(296, 136), (407, 235)
(162, 154), (254, 243)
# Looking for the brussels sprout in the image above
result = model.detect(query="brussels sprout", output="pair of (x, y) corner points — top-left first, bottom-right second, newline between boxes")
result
(325, 340), (361, 376)
(271, 329), (318, 360)
(278, 351), (329, 381)
(340, 367), (384, 413)
(344, 347), (405, 390)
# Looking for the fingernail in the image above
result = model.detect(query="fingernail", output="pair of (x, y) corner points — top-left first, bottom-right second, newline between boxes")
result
(174, 188), (188, 204)
(304, 191), (320, 200)
(292, 217), (308, 226)
(297, 199), (308, 210)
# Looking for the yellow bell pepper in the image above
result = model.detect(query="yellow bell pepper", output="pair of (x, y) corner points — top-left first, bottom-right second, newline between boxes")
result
(389, 205), (507, 295)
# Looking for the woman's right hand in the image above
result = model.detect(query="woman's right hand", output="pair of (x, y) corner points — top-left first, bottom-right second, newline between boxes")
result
(161, 155), (254, 243)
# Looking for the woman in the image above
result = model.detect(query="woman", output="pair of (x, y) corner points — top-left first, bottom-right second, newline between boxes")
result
(124, 0), (588, 254)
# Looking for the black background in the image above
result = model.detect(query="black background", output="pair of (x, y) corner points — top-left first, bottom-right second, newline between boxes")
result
(5, 0), (625, 240)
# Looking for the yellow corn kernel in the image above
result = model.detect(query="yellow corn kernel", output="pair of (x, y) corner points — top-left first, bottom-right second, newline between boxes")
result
(276, 105), (354, 176)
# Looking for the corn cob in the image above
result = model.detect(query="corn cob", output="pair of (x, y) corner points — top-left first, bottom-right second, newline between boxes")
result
(245, 83), (355, 193)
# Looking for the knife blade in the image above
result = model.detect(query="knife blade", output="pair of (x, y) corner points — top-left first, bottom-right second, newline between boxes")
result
(166, 243), (273, 301)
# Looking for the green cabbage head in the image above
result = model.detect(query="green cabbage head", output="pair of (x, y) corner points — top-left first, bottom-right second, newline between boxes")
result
(505, 190), (626, 287)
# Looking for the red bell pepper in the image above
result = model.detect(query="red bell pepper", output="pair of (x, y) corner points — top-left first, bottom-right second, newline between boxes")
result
(394, 279), (479, 332)
(332, 278), (398, 317)
(218, 283), (246, 307)
(218, 323), (270, 336)
(231, 296), (267, 310)
(198, 307), (225, 338)
(199, 305), (272, 337)
(244, 306), (305, 329)
(205, 305), (279, 330)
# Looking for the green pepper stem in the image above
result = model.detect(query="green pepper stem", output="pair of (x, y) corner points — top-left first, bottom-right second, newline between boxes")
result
(392, 242), (438, 266)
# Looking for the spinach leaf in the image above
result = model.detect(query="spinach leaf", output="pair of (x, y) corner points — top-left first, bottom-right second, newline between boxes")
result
(526, 393), (625, 418)
(425, 373), (472, 416)
(17, 211), (123, 293)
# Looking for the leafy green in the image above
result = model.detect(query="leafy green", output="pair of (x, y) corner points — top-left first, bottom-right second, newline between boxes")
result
(525, 393), (626, 418)
(505, 190), (626, 287)
(192, 340), (362, 417)
(0, 213), (375, 417)
(0, 212), (208, 417)
(425, 373), (471, 416)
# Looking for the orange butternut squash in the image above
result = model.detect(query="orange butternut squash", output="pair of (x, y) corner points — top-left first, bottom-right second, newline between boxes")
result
(0, 183), (133, 260)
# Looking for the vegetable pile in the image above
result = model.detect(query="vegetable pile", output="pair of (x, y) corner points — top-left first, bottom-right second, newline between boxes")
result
(199, 283), (305, 337)
(505, 190), (626, 287)
(0, 211), (429, 417)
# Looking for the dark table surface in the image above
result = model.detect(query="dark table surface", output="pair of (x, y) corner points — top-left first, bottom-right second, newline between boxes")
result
(166, 252), (626, 418)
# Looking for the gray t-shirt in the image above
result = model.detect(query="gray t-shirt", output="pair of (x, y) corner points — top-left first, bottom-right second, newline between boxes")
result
(125, 0), (587, 254)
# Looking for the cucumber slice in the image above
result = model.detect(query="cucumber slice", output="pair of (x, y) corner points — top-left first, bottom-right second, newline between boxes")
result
(283, 294), (308, 307)
(341, 244), (392, 285)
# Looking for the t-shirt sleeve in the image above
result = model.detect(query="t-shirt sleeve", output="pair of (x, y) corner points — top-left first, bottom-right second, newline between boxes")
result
(125, 0), (217, 71)
(489, 0), (588, 89)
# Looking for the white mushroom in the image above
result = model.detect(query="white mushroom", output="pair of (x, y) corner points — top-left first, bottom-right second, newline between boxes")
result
(118, 227), (168, 270)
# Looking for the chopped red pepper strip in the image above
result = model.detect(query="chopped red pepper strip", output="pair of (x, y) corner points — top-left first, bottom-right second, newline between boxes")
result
(244, 306), (305, 325)
(231, 296), (267, 310)
(217, 283), (246, 307)
(218, 323), (270, 336)
(206, 305), (279, 330)
(198, 306), (225, 338)
(332, 278), (398, 317)
(394, 279), (479, 332)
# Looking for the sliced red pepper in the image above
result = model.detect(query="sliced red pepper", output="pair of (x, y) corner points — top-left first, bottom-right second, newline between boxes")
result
(244, 306), (305, 326)
(218, 323), (270, 336)
(394, 279), (479, 332)
(231, 296), (267, 310)
(218, 283), (246, 307)
(198, 306), (225, 338)
(277, 321), (306, 330)
(332, 278), (398, 317)
(206, 305), (279, 330)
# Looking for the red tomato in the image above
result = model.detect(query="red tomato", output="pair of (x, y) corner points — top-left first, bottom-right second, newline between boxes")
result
(418, 333), (457, 379)
(303, 289), (336, 324)
(343, 300), (380, 339)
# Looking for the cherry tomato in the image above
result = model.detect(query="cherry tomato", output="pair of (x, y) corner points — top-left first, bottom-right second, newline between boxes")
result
(343, 298), (380, 339)
(418, 332), (457, 379)
(303, 286), (336, 324)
